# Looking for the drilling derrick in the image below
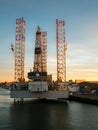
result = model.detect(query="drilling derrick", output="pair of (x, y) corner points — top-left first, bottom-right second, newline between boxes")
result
(33, 26), (42, 72)
(56, 19), (67, 82)
(33, 26), (47, 73)
(14, 17), (25, 82)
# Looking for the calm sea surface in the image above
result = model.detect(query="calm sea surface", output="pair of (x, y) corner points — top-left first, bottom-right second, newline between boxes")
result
(0, 88), (98, 130)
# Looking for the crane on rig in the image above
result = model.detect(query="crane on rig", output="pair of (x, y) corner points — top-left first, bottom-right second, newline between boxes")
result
(11, 44), (14, 55)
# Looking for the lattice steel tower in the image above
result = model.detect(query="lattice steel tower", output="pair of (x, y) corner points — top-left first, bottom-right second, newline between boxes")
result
(11, 17), (25, 82)
(56, 19), (67, 82)
(33, 26), (47, 72)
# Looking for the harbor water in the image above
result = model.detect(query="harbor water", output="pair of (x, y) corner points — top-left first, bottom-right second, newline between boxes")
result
(0, 88), (98, 130)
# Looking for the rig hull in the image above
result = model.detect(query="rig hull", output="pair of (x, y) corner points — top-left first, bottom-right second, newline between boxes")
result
(10, 90), (69, 100)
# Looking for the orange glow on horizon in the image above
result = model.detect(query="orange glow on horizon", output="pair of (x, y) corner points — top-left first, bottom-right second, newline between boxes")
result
(1, 72), (98, 83)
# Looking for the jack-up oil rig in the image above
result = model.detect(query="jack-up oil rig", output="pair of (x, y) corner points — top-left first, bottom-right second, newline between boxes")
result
(10, 17), (69, 102)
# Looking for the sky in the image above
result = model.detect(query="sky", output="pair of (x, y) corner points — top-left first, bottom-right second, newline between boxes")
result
(0, 0), (98, 82)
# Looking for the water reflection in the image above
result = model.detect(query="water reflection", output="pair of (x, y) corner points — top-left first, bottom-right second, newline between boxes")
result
(10, 102), (68, 130)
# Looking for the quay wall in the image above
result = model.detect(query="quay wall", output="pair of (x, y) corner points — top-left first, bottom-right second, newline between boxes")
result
(69, 94), (98, 105)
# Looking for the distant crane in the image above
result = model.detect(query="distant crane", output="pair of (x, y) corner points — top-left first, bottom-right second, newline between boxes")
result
(56, 19), (67, 82)
(11, 17), (25, 82)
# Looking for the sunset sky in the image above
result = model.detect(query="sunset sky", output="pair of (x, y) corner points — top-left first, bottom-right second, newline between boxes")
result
(0, 0), (98, 82)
